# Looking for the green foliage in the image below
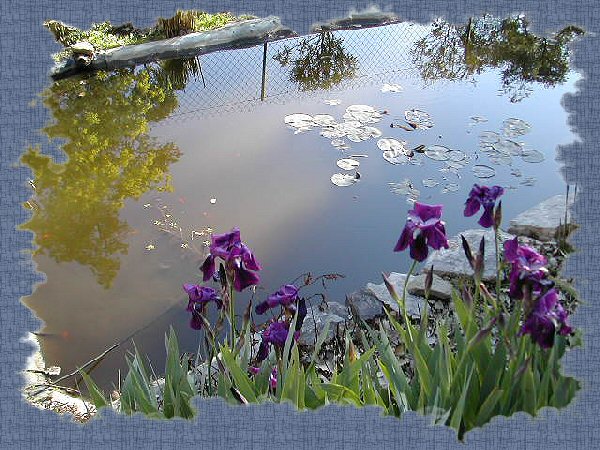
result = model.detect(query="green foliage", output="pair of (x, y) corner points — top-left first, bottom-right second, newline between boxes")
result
(413, 15), (584, 102)
(21, 67), (181, 287)
(45, 11), (244, 61)
(82, 328), (197, 419)
(274, 32), (359, 91)
(156, 10), (238, 39)
(368, 276), (579, 440)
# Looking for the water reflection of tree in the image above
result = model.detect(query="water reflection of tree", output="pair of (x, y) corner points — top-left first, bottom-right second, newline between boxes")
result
(21, 67), (183, 288)
(413, 15), (583, 102)
(274, 32), (358, 91)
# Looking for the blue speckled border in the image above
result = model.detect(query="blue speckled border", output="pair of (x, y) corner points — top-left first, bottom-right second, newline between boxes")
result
(1, 1), (598, 448)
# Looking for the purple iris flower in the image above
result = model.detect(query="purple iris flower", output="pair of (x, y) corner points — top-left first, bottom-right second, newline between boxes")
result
(183, 284), (221, 330)
(183, 284), (221, 311)
(255, 284), (299, 315)
(464, 184), (504, 228)
(519, 288), (573, 349)
(503, 237), (549, 299)
(269, 367), (278, 390)
(256, 320), (300, 362)
(200, 227), (261, 292)
(394, 202), (450, 262)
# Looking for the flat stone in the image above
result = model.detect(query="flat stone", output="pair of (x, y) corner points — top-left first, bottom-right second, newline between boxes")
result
(346, 288), (384, 321)
(508, 194), (575, 241)
(299, 304), (346, 346)
(424, 229), (514, 281)
(406, 273), (453, 301)
(71, 41), (94, 55)
(365, 272), (427, 318)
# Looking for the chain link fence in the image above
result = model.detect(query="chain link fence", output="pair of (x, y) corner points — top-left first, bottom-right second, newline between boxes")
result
(163, 22), (429, 120)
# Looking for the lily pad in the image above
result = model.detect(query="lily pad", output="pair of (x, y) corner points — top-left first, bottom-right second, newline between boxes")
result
(331, 173), (359, 187)
(520, 148), (545, 163)
(363, 126), (382, 138)
(488, 153), (513, 165)
(344, 105), (382, 124)
(336, 158), (361, 170)
(382, 149), (410, 165)
(479, 131), (500, 146)
(312, 114), (337, 127)
(404, 109), (434, 129)
(520, 176), (537, 186)
(284, 113), (314, 129)
(331, 138), (347, 147)
(422, 178), (439, 187)
(494, 138), (523, 156)
(502, 118), (531, 137)
(441, 183), (460, 193)
(424, 145), (451, 161)
(377, 138), (408, 152)
(324, 99), (341, 105)
(469, 115), (488, 124)
(381, 83), (404, 93)
(472, 164), (496, 178)
(389, 179), (420, 200)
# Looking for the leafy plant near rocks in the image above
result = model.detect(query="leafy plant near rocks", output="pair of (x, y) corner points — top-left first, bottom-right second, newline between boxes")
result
(44, 10), (253, 61)
(81, 328), (197, 419)
(82, 184), (579, 441)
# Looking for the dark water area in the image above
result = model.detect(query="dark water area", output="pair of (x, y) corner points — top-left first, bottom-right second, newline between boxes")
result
(21, 18), (582, 390)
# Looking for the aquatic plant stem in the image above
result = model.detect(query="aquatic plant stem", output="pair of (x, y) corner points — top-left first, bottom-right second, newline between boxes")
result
(228, 283), (237, 348)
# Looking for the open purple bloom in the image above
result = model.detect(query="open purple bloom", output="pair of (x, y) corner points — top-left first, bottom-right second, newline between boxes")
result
(183, 284), (221, 311)
(394, 202), (449, 262)
(519, 288), (573, 348)
(200, 227), (261, 291)
(183, 284), (221, 330)
(504, 237), (549, 299)
(255, 284), (299, 315)
(464, 184), (504, 228)
(256, 320), (300, 362)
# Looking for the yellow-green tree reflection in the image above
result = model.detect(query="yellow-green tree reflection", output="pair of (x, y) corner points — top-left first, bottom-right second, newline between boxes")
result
(22, 67), (184, 288)
(274, 32), (358, 91)
(413, 15), (583, 102)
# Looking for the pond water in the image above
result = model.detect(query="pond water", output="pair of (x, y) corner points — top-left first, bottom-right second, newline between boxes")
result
(22, 17), (581, 390)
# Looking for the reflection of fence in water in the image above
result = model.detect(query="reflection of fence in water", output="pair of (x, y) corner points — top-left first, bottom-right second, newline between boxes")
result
(164, 23), (427, 120)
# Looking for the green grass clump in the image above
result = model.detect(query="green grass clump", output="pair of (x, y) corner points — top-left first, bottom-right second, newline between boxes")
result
(45, 10), (250, 61)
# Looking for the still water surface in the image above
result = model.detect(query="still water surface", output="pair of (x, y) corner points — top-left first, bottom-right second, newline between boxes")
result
(22, 18), (581, 389)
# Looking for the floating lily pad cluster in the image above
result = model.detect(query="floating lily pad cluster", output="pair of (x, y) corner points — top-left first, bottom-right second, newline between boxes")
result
(477, 117), (543, 170)
(284, 97), (542, 192)
(284, 104), (388, 187)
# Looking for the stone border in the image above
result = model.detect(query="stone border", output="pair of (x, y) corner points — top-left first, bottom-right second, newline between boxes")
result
(51, 16), (296, 80)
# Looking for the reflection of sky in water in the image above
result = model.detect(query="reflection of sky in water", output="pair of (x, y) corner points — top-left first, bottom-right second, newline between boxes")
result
(22, 21), (581, 389)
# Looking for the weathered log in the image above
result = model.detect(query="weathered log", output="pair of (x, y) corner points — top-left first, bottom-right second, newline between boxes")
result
(51, 16), (295, 80)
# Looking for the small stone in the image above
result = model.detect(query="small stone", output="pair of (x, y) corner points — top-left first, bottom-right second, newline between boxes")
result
(71, 41), (95, 55)
(365, 272), (427, 318)
(406, 273), (453, 301)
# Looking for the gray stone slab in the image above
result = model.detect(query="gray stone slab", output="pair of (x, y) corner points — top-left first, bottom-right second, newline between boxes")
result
(424, 228), (514, 281)
(365, 272), (427, 318)
(508, 194), (575, 241)
(407, 273), (453, 301)
(299, 304), (346, 346)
